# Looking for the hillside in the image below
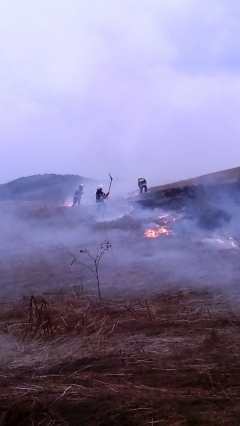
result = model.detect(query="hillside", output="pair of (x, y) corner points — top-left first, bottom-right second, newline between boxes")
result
(129, 166), (240, 210)
(150, 166), (240, 192)
(0, 174), (96, 202)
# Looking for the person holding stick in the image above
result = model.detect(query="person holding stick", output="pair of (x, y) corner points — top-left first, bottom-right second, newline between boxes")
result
(95, 175), (113, 211)
(96, 185), (109, 204)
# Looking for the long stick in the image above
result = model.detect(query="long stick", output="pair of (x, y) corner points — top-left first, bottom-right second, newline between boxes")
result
(129, 189), (139, 195)
(108, 174), (113, 192)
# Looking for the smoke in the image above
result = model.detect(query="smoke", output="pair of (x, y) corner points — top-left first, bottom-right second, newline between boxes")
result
(1, 178), (240, 302)
(1, 0), (240, 184)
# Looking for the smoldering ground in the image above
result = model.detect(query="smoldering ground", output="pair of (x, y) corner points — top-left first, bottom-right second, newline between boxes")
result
(1, 183), (240, 303)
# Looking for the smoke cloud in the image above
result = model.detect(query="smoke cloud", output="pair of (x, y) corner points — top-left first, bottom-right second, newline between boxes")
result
(1, 180), (240, 302)
(1, 0), (240, 184)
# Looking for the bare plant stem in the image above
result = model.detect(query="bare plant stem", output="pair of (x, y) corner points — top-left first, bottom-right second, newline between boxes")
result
(71, 240), (111, 300)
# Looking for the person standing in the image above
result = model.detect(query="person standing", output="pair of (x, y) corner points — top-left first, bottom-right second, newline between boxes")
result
(72, 184), (84, 206)
(96, 185), (109, 204)
(138, 178), (147, 193)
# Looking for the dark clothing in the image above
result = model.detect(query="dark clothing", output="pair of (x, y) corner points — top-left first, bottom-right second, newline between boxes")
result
(140, 184), (147, 193)
(73, 195), (80, 206)
(72, 187), (83, 206)
(138, 178), (147, 193)
(75, 188), (83, 197)
(96, 189), (106, 203)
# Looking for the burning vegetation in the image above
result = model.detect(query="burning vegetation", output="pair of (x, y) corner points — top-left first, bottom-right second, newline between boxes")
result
(144, 226), (170, 238)
(144, 212), (177, 238)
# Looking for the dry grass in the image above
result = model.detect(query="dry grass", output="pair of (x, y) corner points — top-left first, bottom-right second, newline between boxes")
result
(0, 289), (240, 425)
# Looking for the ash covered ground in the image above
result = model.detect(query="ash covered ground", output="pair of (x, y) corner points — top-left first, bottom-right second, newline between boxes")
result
(1, 181), (240, 302)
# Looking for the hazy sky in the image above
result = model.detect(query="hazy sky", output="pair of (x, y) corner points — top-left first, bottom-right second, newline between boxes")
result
(1, 0), (240, 185)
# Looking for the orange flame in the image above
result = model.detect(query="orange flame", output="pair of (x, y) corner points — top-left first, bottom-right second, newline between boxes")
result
(144, 227), (170, 238)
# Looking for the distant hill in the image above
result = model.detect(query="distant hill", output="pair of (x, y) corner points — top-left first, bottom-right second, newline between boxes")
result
(0, 174), (96, 202)
(150, 166), (240, 193)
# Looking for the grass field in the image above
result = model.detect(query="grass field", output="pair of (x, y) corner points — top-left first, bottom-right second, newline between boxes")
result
(0, 288), (240, 425)
(1, 196), (240, 424)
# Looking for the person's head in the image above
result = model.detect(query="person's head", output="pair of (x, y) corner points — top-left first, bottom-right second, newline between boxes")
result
(97, 185), (103, 190)
(79, 184), (84, 189)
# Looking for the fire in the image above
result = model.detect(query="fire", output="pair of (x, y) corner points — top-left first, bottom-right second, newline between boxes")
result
(144, 227), (170, 238)
(61, 202), (72, 207)
(144, 212), (175, 238)
(157, 213), (179, 225)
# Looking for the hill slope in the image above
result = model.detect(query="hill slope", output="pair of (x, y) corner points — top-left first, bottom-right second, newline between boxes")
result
(150, 166), (240, 192)
(130, 166), (240, 210)
(0, 174), (96, 202)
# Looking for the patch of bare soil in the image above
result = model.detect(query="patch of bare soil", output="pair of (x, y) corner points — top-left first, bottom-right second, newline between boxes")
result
(0, 289), (240, 425)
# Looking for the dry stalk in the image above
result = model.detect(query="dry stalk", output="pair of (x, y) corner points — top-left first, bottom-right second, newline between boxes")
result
(23, 296), (54, 340)
(71, 240), (112, 300)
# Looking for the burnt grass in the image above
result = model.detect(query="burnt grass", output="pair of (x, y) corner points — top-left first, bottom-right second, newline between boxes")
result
(1, 289), (240, 425)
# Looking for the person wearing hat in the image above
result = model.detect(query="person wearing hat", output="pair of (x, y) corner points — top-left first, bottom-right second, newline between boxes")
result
(96, 185), (109, 204)
(72, 184), (84, 206)
(138, 178), (147, 194)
